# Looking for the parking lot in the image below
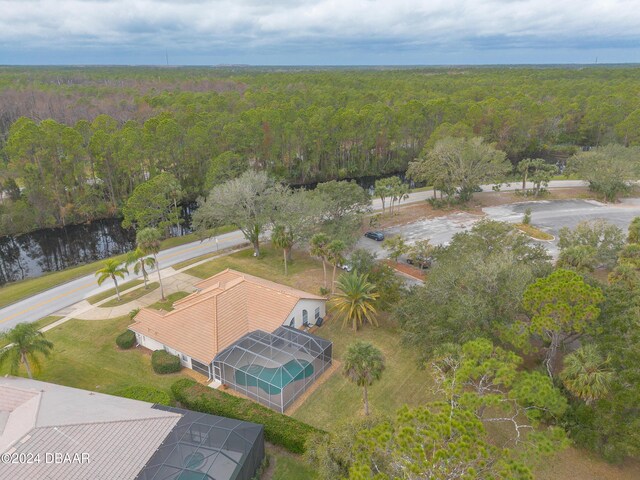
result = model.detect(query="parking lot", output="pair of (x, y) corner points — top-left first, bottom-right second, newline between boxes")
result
(357, 198), (640, 260)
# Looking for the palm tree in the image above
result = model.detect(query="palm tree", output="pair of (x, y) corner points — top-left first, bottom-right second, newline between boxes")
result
(330, 271), (379, 331)
(560, 344), (613, 405)
(0, 323), (54, 379)
(125, 248), (156, 289)
(95, 258), (129, 301)
(327, 240), (346, 293)
(343, 341), (385, 415)
(136, 227), (165, 300)
(310, 233), (330, 290)
(272, 224), (294, 275)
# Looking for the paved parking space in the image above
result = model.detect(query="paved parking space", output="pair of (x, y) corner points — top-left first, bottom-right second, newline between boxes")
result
(358, 199), (640, 261)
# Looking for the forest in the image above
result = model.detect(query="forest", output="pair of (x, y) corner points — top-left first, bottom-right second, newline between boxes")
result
(1, 65), (640, 236)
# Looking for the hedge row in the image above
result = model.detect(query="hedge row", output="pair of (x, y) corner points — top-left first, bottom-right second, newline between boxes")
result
(152, 350), (182, 374)
(116, 330), (136, 349)
(171, 378), (326, 453)
(114, 385), (172, 406)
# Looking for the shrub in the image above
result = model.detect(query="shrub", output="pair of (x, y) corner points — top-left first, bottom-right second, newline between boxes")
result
(114, 385), (171, 406)
(116, 330), (136, 349)
(523, 207), (532, 225)
(152, 350), (182, 374)
(171, 378), (326, 453)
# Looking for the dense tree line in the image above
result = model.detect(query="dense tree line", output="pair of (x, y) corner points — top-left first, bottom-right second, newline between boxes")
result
(2, 66), (640, 236)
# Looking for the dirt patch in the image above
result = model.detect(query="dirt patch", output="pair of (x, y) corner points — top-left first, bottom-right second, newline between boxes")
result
(382, 259), (425, 280)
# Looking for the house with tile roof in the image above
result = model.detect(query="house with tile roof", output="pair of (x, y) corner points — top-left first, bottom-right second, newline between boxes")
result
(129, 269), (327, 380)
(0, 376), (264, 480)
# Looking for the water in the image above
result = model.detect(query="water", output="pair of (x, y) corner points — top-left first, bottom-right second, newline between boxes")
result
(0, 219), (136, 285)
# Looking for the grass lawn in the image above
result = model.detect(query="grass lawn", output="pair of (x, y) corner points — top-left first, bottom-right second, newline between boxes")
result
(265, 446), (317, 480)
(171, 243), (251, 270)
(0, 315), (63, 348)
(186, 244), (325, 294)
(99, 282), (159, 307)
(0, 226), (237, 309)
(87, 279), (145, 304)
(292, 314), (437, 431)
(148, 291), (192, 311)
(0, 316), (188, 398)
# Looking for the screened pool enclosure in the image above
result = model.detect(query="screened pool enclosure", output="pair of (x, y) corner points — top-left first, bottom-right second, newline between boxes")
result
(213, 326), (332, 413)
(136, 405), (264, 480)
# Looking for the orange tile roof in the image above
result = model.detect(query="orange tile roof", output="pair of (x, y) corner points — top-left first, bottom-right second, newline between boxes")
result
(129, 269), (325, 364)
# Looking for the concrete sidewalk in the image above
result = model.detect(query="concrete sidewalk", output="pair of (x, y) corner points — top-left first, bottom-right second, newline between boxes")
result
(40, 245), (250, 332)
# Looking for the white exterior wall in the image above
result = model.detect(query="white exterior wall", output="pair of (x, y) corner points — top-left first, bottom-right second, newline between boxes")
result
(133, 332), (193, 368)
(285, 299), (326, 328)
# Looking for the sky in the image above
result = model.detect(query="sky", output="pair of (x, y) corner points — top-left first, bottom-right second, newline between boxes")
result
(0, 0), (639, 66)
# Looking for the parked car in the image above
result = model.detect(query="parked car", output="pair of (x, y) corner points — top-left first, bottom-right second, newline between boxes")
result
(338, 263), (353, 272)
(364, 231), (385, 241)
(406, 255), (432, 269)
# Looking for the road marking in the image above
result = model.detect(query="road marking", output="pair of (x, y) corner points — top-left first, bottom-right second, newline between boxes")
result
(0, 280), (95, 324)
(0, 231), (247, 325)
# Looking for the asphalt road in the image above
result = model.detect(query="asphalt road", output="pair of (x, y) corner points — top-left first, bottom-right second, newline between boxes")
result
(0, 179), (610, 330)
(0, 229), (248, 330)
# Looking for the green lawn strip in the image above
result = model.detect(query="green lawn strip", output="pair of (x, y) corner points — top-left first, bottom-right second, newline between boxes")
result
(185, 244), (324, 294)
(172, 243), (251, 270)
(291, 315), (437, 432)
(0, 316), (188, 399)
(158, 226), (236, 249)
(515, 223), (554, 241)
(267, 446), (318, 480)
(86, 279), (145, 304)
(148, 291), (191, 311)
(99, 282), (159, 308)
(0, 253), (129, 309)
(0, 226), (237, 309)
(0, 315), (63, 348)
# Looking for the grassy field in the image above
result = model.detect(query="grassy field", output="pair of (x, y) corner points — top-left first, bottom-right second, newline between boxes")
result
(0, 227), (237, 309)
(292, 314), (437, 430)
(0, 316), (188, 398)
(172, 243), (251, 270)
(148, 291), (191, 311)
(87, 279), (145, 304)
(266, 447), (317, 480)
(186, 244), (325, 294)
(99, 282), (159, 307)
(0, 315), (63, 348)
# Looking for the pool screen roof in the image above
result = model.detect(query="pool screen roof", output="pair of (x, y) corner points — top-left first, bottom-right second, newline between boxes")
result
(214, 326), (332, 382)
(135, 405), (264, 480)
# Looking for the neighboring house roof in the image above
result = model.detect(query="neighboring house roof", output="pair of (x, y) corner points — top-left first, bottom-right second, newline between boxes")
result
(129, 269), (325, 364)
(0, 377), (181, 480)
(0, 377), (265, 480)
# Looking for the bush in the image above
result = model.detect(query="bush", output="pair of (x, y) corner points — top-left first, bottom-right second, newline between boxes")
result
(152, 350), (182, 374)
(114, 385), (172, 406)
(172, 378), (326, 453)
(116, 330), (136, 349)
(523, 207), (532, 225)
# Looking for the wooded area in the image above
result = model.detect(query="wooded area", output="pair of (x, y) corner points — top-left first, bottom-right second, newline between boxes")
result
(1, 65), (640, 236)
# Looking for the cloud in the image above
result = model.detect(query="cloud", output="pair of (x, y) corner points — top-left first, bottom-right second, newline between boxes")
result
(0, 0), (638, 63)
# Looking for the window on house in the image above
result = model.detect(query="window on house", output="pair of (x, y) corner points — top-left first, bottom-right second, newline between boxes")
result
(302, 310), (308, 325)
(315, 307), (320, 320)
(289, 317), (295, 327)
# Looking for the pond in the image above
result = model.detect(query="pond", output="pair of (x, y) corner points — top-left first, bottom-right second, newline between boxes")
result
(0, 219), (136, 285)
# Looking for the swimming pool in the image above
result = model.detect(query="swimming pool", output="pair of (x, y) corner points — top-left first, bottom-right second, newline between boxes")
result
(235, 359), (314, 395)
